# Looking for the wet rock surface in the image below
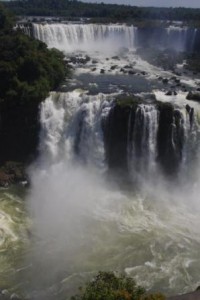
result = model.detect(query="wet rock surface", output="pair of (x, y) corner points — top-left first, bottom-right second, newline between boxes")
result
(186, 91), (200, 102)
(0, 162), (27, 187)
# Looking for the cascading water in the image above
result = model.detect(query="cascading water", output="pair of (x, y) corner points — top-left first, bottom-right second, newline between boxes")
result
(3, 18), (200, 300)
(30, 23), (199, 53)
(33, 23), (138, 52)
(26, 90), (200, 299)
(127, 104), (159, 182)
(177, 105), (200, 180)
(39, 91), (113, 167)
(166, 26), (188, 52)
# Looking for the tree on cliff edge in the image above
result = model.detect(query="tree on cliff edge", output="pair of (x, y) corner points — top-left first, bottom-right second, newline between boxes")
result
(0, 4), (67, 163)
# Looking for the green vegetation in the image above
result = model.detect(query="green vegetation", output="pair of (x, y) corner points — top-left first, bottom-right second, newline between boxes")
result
(116, 95), (142, 107)
(71, 272), (165, 300)
(0, 5), (67, 104)
(0, 4), (68, 164)
(3, 0), (200, 23)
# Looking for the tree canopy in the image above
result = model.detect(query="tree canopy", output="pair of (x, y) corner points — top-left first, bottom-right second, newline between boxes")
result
(3, 0), (200, 23)
(0, 4), (67, 163)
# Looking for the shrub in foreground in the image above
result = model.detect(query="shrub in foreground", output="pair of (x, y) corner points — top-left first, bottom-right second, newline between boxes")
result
(71, 272), (166, 300)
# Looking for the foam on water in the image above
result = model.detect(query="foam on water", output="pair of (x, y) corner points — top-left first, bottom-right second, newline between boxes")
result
(0, 188), (28, 289)
(7, 20), (200, 299)
(24, 85), (200, 298)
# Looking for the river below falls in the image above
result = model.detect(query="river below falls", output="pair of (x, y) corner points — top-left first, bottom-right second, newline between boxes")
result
(1, 177), (200, 299)
(1, 24), (200, 299)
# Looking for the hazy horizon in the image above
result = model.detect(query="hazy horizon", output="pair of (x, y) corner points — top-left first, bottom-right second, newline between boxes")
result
(1, 0), (200, 8)
(81, 0), (200, 8)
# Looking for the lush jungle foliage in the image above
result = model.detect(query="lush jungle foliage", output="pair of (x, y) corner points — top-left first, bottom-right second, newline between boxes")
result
(0, 4), (67, 163)
(3, 0), (200, 24)
(71, 272), (165, 300)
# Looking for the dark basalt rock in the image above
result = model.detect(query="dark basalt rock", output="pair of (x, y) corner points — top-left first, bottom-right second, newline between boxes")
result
(103, 97), (185, 177)
(69, 55), (90, 65)
(128, 70), (136, 75)
(111, 56), (120, 60)
(157, 102), (184, 175)
(165, 90), (177, 96)
(165, 91), (173, 96)
(0, 161), (28, 187)
(102, 103), (131, 173)
(120, 68), (126, 73)
(185, 104), (194, 126)
(174, 78), (180, 84)
(110, 65), (118, 70)
(186, 91), (200, 102)
(170, 76), (177, 81)
(124, 65), (132, 69)
(0, 97), (40, 164)
(100, 69), (105, 74)
(162, 78), (169, 84)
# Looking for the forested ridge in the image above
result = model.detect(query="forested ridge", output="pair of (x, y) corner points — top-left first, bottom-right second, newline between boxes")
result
(3, 0), (200, 24)
(0, 4), (67, 179)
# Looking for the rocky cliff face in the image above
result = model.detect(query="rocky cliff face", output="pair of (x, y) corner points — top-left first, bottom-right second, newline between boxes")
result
(0, 101), (40, 164)
(103, 98), (199, 178)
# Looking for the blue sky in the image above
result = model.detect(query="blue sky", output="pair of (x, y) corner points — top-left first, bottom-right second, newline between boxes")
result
(81, 0), (200, 8)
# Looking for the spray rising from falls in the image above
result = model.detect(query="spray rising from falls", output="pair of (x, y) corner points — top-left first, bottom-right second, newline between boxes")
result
(31, 23), (199, 52)
(33, 23), (137, 52)
(166, 26), (188, 52)
(39, 91), (113, 167)
(38, 90), (200, 183)
(27, 91), (200, 299)
(127, 104), (159, 182)
(25, 19), (200, 298)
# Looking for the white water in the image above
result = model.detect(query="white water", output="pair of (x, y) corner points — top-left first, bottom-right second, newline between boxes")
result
(32, 23), (198, 53)
(4, 21), (200, 299)
(33, 23), (137, 52)
(166, 26), (188, 52)
(24, 88), (200, 299)
(128, 104), (159, 182)
(39, 91), (113, 167)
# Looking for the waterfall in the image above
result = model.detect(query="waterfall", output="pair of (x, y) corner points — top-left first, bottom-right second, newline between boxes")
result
(39, 90), (113, 169)
(16, 23), (32, 36)
(191, 28), (198, 52)
(180, 106), (200, 177)
(32, 23), (138, 52)
(128, 104), (159, 182)
(15, 22), (198, 53)
(166, 26), (188, 52)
